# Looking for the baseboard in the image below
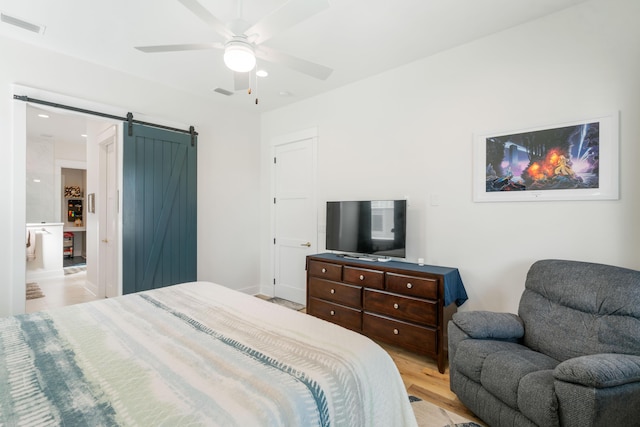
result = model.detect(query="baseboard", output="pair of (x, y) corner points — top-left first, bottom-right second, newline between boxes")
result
(84, 280), (98, 296)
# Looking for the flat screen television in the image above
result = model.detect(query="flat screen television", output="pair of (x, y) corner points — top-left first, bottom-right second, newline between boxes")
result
(326, 200), (407, 258)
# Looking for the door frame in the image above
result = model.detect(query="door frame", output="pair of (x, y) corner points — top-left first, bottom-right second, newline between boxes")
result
(269, 127), (318, 298)
(97, 125), (120, 298)
(9, 85), (189, 315)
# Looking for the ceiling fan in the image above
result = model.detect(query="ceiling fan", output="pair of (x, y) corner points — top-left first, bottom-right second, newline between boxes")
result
(135, 0), (333, 92)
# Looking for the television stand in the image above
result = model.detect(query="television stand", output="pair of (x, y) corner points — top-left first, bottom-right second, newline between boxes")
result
(306, 253), (468, 373)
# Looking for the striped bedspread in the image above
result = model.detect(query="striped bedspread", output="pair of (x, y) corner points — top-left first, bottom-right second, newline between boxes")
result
(0, 281), (417, 426)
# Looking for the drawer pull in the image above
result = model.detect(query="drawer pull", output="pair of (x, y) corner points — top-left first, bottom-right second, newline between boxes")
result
(393, 328), (399, 335)
(321, 268), (327, 273)
(330, 310), (335, 316)
(359, 274), (365, 280)
(330, 289), (335, 294)
(406, 283), (413, 289)
(393, 303), (399, 309)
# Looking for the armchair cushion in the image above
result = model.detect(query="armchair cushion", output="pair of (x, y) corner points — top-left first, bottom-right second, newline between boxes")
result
(455, 339), (529, 383)
(452, 311), (524, 340)
(518, 370), (559, 427)
(519, 260), (640, 361)
(481, 349), (558, 409)
(554, 354), (640, 388)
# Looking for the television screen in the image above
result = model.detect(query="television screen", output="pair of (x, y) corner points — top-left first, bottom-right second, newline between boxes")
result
(326, 200), (407, 258)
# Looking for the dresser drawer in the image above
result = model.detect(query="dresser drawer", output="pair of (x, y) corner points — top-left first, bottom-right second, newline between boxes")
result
(308, 298), (362, 331)
(386, 273), (438, 299)
(364, 289), (437, 326)
(363, 313), (437, 355)
(308, 260), (342, 282)
(308, 277), (362, 308)
(344, 266), (384, 289)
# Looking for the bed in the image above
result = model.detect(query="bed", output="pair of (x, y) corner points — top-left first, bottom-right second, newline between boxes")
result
(0, 281), (418, 426)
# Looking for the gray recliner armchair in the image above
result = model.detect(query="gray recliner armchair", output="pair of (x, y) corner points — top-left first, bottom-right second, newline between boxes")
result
(448, 259), (640, 427)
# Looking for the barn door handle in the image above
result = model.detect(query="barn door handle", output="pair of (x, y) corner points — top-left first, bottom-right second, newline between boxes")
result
(300, 242), (311, 247)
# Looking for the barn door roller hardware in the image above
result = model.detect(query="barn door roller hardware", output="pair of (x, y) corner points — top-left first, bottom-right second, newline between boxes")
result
(13, 95), (197, 144)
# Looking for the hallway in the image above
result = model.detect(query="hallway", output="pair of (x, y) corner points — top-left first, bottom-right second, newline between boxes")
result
(25, 271), (100, 313)
(63, 255), (86, 268)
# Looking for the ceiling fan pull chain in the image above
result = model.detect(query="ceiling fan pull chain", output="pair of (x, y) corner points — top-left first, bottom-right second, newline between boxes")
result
(254, 67), (259, 105)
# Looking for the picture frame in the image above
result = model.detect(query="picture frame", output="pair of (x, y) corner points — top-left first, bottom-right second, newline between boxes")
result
(473, 113), (619, 202)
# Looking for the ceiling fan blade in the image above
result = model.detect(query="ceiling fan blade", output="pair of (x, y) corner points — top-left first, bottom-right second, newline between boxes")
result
(178, 0), (235, 40)
(246, 0), (329, 45)
(135, 42), (223, 53)
(234, 72), (250, 91)
(255, 46), (332, 80)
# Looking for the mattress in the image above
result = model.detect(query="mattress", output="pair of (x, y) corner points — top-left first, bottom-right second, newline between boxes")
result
(0, 281), (417, 426)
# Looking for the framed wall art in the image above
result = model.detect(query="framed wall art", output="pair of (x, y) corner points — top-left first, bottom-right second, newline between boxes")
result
(473, 113), (619, 202)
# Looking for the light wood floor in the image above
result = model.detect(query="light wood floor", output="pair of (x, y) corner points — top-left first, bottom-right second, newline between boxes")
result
(25, 271), (99, 313)
(380, 342), (485, 425)
(27, 285), (483, 424)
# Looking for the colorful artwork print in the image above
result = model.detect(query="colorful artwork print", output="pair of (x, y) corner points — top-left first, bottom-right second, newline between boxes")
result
(485, 122), (600, 192)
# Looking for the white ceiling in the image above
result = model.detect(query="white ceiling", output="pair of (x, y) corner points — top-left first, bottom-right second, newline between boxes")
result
(12, 0), (590, 145)
(3, 0), (589, 116)
(26, 105), (102, 147)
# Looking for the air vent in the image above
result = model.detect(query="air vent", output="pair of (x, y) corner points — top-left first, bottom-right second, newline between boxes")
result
(1, 12), (45, 34)
(213, 88), (234, 96)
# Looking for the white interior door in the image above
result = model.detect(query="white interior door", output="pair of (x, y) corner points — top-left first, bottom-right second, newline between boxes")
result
(98, 126), (119, 298)
(273, 132), (317, 304)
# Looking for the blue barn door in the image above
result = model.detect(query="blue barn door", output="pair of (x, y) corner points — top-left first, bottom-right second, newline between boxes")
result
(122, 124), (197, 294)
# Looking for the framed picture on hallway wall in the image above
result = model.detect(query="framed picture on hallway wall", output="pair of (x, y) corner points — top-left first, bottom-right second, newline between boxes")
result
(472, 113), (619, 202)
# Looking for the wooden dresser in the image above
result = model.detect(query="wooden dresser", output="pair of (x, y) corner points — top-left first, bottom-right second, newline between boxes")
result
(306, 253), (467, 373)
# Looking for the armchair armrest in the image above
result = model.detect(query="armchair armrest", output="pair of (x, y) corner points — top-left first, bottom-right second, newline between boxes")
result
(554, 354), (640, 388)
(451, 311), (524, 340)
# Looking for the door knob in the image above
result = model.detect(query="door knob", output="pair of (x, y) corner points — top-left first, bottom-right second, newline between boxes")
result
(102, 239), (108, 243)
(300, 242), (311, 247)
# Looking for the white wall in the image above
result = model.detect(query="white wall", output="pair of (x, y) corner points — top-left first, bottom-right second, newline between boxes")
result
(196, 110), (262, 294)
(260, 0), (640, 313)
(0, 35), (261, 316)
(26, 139), (56, 223)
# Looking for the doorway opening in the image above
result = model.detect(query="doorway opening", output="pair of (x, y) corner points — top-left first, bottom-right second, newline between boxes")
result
(61, 166), (87, 271)
(25, 103), (120, 310)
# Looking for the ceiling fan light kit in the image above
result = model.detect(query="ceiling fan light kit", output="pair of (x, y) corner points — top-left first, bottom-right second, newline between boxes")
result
(136, 0), (333, 103)
(223, 39), (256, 72)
